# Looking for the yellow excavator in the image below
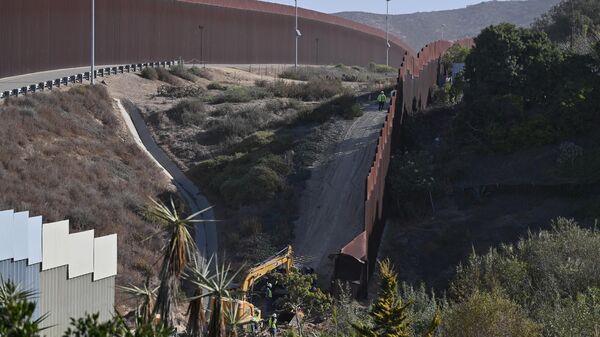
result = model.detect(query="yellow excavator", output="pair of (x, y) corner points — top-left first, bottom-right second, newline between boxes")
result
(218, 245), (294, 323)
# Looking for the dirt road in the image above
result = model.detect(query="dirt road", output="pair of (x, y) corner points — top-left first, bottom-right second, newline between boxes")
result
(294, 101), (386, 280)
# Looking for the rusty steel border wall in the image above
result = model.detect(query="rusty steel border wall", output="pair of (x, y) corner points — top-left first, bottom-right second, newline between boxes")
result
(0, 0), (413, 79)
(334, 38), (474, 297)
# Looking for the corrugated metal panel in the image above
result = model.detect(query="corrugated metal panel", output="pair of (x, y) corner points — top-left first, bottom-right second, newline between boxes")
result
(0, 260), (42, 319)
(40, 266), (115, 337)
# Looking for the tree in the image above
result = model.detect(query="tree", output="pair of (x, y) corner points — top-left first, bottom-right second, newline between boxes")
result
(120, 279), (157, 324)
(464, 23), (561, 106)
(352, 259), (412, 337)
(534, 0), (600, 47)
(0, 281), (46, 337)
(441, 44), (471, 73)
(273, 271), (332, 321)
(184, 255), (212, 337)
(148, 197), (213, 326)
(440, 290), (541, 337)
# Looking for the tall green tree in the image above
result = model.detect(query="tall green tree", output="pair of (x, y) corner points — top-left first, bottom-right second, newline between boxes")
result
(352, 259), (412, 337)
(534, 0), (600, 45)
(0, 281), (46, 337)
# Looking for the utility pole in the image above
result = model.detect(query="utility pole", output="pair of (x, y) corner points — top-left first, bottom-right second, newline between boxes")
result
(315, 38), (319, 65)
(386, 0), (390, 67)
(91, 0), (95, 85)
(441, 24), (446, 40)
(570, 0), (575, 49)
(198, 25), (204, 67)
(295, 0), (301, 68)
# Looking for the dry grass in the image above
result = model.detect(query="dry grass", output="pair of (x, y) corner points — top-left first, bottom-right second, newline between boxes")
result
(0, 86), (169, 305)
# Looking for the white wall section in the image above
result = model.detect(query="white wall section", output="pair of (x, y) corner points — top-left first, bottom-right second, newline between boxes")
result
(12, 211), (29, 261)
(0, 210), (14, 261)
(67, 230), (95, 278)
(42, 220), (70, 271)
(27, 216), (42, 265)
(93, 234), (118, 281)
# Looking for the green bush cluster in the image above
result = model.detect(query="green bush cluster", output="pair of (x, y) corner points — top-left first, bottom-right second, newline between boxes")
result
(193, 151), (291, 206)
(259, 78), (346, 102)
(156, 84), (204, 98)
(140, 67), (158, 80)
(210, 86), (271, 104)
(169, 64), (196, 82)
(166, 99), (206, 126)
(207, 82), (227, 91)
(455, 23), (600, 152)
(279, 65), (390, 83)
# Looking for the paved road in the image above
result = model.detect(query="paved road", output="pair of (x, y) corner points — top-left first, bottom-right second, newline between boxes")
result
(118, 99), (217, 258)
(294, 101), (386, 280)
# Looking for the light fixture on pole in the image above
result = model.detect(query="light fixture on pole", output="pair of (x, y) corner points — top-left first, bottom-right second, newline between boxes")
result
(295, 0), (301, 68)
(441, 24), (446, 40)
(91, 0), (95, 85)
(386, 0), (391, 67)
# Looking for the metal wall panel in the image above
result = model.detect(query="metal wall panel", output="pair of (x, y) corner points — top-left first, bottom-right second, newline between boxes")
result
(0, 0), (412, 78)
(0, 260), (42, 319)
(67, 231), (95, 279)
(12, 211), (30, 261)
(93, 234), (117, 281)
(40, 266), (115, 337)
(28, 216), (43, 265)
(0, 210), (14, 261)
(42, 220), (70, 271)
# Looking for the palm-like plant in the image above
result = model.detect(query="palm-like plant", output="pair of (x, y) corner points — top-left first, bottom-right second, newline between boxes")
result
(223, 300), (252, 337)
(148, 197), (213, 326)
(184, 255), (213, 337)
(120, 278), (158, 323)
(0, 280), (47, 337)
(186, 256), (244, 337)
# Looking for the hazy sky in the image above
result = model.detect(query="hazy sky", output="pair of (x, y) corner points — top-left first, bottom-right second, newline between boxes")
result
(262, 0), (513, 15)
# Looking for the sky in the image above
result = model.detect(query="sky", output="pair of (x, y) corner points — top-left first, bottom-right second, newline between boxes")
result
(262, 0), (514, 15)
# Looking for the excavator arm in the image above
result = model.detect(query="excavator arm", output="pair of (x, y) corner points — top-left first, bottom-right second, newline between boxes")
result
(239, 245), (293, 293)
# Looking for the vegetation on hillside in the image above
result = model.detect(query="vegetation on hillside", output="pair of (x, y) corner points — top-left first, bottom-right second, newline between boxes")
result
(0, 86), (169, 297)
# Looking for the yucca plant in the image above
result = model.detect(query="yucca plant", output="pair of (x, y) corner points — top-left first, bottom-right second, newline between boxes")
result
(0, 280), (47, 337)
(120, 278), (158, 324)
(184, 255), (213, 337)
(223, 301), (252, 337)
(187, 256), (244, 337)
(148, 197), (214, 326)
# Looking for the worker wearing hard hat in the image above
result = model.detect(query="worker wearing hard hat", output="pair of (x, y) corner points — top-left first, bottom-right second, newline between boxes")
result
(377, 91), (387, 111)
(268, 313), (278, 337)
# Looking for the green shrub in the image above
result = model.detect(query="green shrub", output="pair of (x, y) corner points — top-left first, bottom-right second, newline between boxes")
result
(141, 67), (158, 80)
(207, 82), (227, 91)
(169, 64), (196, 81)
(166, 99), (206, 126)
(368, 62), (395, 74)
(155, 67), (180, 85)
(210, 86), (271, 104)
(235, 131), (276, 153)
(156, 84), (204, 98)
(189, 66), (212, 80)
(440, 290), (541, 337)
(538, 288), (600, 337)
(450, 218), (600, 316)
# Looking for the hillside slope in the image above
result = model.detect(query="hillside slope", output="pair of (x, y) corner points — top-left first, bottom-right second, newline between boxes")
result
(336, 0), (561, 50)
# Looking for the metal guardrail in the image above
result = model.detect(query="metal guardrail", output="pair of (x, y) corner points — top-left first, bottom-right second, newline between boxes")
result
(0, 60), (180, 100)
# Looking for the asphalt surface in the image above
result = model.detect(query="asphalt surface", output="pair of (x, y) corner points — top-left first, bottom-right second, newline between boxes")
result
(294, 101), (387, 280)
(119, 99), (217, 258)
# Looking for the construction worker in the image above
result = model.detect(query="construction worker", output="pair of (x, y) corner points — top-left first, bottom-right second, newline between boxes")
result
(268, 313), (278, 337)
(377, 91), (387, 111)
(250, 310), (261, 336)
(265, 283), (273, 314)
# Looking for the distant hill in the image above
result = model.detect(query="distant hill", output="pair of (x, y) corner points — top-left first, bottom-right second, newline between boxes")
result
(335, 0), (561, 51)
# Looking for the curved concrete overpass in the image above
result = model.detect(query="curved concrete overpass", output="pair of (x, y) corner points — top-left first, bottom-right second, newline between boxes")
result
(0, 0), (414, 79)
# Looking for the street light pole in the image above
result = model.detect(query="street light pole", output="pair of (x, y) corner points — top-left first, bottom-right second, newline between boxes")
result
(386, 0), (390, 67)
(295, 0), (299, 68)
(198, 25), (204, 67)
(91, 0), (95, 85)
(441, 24), (446, 40)
(315, 38), (319, 65)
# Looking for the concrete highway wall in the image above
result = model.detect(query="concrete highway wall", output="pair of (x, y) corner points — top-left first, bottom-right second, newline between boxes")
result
(0, 0), (413, 79)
